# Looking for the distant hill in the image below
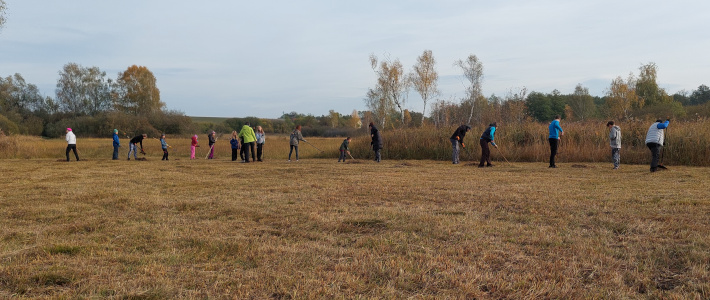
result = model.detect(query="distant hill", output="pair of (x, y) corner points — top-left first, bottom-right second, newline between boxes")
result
(190, 116), (231, 124)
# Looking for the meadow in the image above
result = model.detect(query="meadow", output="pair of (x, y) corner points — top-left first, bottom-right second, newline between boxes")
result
(1, 153), (709, 298)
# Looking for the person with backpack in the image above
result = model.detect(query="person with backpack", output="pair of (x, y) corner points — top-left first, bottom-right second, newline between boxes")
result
(450, 124), (471, 165)
(229, 131), (241, 161)
(369, 122), (383, 162)
(548, 115), (564, 168)
(288, 125), (306, 162)
(479, 122), (498, 168)
(645, 118), (670, 172)
(338, 137), (352, 162)
(65, 128), (79, 161)
(112, 129), (120, 160)
(239, 122), (257, 163)
(607, 121), (621, 170)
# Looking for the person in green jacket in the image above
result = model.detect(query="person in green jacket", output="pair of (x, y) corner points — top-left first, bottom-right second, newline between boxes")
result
(238, 122), (257, 163)
(338, 137), (351, 162)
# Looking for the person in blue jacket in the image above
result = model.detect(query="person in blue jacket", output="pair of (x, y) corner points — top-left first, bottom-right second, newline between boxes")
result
(548, 115), (564, 168)
(112, 129), (121, 160)
(479, 122), (498, 167)
(160, 133), (170, 161)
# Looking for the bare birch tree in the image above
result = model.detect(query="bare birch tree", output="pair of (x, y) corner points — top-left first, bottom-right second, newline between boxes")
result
(454, 54), (484, 125)
(410, 50), (439, 126)
(366, 54), (408, 127)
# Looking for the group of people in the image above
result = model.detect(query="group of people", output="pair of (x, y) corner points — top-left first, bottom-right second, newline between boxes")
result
(63, 118), (672, 172)
(447, 115), (671, 172)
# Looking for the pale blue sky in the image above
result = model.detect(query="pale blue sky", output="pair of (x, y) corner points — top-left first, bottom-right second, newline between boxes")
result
(1, 0), (708, 118)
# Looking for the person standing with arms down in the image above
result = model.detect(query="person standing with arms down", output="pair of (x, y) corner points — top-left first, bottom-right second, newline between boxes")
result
(65, 128), (79, 161)
(548, 115), (564, 168)
(128, 134), (146, 161)
(255, 126), (265, 162)
(239, 122), (257, 163)
(645, 118), (670, 172)
(288, 125), (306, 162)
(160, 133), (170, 161)
(190, 134), (199, 160)
(607, 121), (621, 170)
(112, 129), (121, 160)
(479, 122), (498, 168)
(229, 131), (241, 161)
(449, 124), (471, 165)
(369, 122), (383, 163)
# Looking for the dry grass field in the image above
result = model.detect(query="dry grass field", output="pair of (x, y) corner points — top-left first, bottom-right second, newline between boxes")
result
(1, 155), (709, 298)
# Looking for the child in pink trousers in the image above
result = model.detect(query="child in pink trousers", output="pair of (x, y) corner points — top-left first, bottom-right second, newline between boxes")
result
(190, 135), (199, 159)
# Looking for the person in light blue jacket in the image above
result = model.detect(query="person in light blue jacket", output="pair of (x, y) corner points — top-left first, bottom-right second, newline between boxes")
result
(160, 133), (170, 161)
(112, 129), (120, 160)
(548, 115), (564, 168)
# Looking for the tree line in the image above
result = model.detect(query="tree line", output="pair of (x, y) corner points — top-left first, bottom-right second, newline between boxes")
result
(364, 51), (710, 129)
(0, 63), (194, 137)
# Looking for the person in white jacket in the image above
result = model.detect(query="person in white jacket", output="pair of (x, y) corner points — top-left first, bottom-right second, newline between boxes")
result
(645, 119), (669, 172)
(65, 128), (80, 161)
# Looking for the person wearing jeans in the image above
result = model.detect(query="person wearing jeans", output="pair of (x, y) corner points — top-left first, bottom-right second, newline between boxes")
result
(607, 121), (621, 169)
(112, 129), (120, 160)
(128, 134), (146, 160)
(449, 124), (471, 165)
(548, 115), (564, 168)
(289, 125), (305, 161)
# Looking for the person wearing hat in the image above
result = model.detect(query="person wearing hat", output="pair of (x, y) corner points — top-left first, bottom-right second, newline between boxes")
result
(66, 128), (79, 161)
(112, 129), (121, 160)
(479, 122), (498, 168)
(450, 124), (471, 165)
(207, 131), (216, 159)
(65, 128), (79, 161)
(160, 133), (170, 161)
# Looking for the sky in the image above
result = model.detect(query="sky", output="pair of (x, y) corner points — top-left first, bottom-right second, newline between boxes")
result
(1, 0), (709, 119)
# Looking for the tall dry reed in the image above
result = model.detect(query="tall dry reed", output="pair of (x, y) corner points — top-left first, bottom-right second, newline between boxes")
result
(350, 120), (710, 166)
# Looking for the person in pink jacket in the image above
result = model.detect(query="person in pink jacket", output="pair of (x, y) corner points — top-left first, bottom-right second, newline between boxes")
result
(190, 135), (199, 159)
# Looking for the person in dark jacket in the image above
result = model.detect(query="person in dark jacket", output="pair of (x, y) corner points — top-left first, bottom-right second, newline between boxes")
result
(128, 134), (146, 160)
(479, 122), (498, 167)
(338, 137), (351, 162)
(450, 124), (471, 164)
(112, 129), (121, 160)
(369, 122), (383, 162)
(207, 131), (216, 159)
(229, 131), (241, 161)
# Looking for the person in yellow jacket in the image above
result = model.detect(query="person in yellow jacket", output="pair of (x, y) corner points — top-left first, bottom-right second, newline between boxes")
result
(238, 122), (257, 163)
